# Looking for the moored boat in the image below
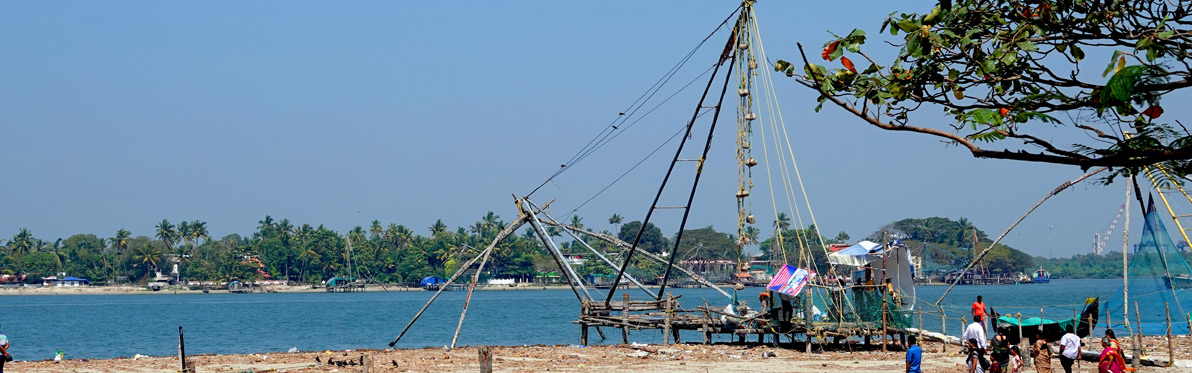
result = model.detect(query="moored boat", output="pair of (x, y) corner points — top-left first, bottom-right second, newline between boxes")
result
(1032, 267), (1051, 284)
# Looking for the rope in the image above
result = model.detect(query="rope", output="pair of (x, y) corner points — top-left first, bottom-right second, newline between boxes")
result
(525, 4), (743, 198)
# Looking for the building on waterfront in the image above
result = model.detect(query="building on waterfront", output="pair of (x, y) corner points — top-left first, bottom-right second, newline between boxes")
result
(43, 276), (90, 287)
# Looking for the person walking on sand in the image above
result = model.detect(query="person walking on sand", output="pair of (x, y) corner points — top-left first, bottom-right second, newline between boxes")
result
(991, 331), (1011, 373)
(1097, 336), (1125, 373)
(968, 338), (991, 373)
(0, 323), (10, 373)
(1031, 331), (1053, 373)
(1058, 325), (1080, 373)
(906, 335), (922, 373)
(1009, 345), (1025, 373)
(973, 295), (988, 331)
(964, 315), (988, 351)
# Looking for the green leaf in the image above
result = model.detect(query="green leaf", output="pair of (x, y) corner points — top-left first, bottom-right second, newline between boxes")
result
(1157, 30), (1175, 39)
(948, 69), (959, 80)
(847, 29), (866, 38)
(1102, 51), (1123, 78)
(1016, 41), (1038, 52)
(1071, 45), (1085, 61)
(1136, 37), (1153, 51)
(896, 19), (918, 33)
(906, 34), (921, 58)
(774, 60), (790, 73)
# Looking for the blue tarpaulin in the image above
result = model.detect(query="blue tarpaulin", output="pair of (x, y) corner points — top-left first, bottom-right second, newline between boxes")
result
(419, 276), (445, 287)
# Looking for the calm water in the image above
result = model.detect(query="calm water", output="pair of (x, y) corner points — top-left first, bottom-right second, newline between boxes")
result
(0, 279), (1183, 360)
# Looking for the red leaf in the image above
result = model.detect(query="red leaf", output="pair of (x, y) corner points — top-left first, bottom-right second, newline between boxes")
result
(1142, 106), (1164, 119)
(822, 41), (839, 61)
(841, 56), (857, 73)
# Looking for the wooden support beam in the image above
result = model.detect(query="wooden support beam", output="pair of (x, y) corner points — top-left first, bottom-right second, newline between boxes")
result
(451, 243), (495, 348)
(622, 293), (631, 344)
(478, 346), (493, 373)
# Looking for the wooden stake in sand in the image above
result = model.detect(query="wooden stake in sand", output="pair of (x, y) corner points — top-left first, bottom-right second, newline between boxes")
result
(178, 326), (189, 373)
(478, 346), (493, 373)
(1167, 303), (1174, 367)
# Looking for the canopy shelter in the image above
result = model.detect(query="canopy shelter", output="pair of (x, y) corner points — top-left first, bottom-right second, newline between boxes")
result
(419, 276), (445, 287)
(828, 240), (916, 311)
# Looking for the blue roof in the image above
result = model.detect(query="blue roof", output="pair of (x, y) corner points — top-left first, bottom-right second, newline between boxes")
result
(419, 276), (445, 286)
(61, 276), (89, 281)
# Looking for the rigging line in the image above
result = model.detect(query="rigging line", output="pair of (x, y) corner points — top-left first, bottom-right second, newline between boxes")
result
(525, 5), (743, 199)
(527, 64), (717, 200)
(566, 64), (718, 176)
(560, 107), (718, 221)
(560, 123), (689, 221)
(549, 180), (612, 235)
(754, 11), (833, 258)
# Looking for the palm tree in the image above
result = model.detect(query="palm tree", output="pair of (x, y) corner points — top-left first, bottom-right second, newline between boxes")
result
(570, 215), (584, 230)
(178, 221), (193, 247)
(8, 228), (34, 257)
(134, 244), (164, 275)
(429, 219), (448, 236)
(369, 220), (383, 239)
(155, 219), (177, 250)
(956, 217), (975, 247)
(258, 215), (276, 238)
(774, 212), (792, 232)
(743, 226), (761, 245)
(609, 214), (623, 232)
(192, 221), (209, 244)
(109, 229), (131, 254)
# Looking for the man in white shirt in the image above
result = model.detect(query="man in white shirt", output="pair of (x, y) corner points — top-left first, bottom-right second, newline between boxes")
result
(962, 315), (988, 351)
(1057, 325), (1080, 373)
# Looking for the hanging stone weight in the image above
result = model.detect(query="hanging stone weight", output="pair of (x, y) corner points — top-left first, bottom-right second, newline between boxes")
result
(744, 113), (757, 121)
(738, 42), (749, 50)
(746, 214), (756, 224)
(736, 189), (750, 199)
(740, 139), (750, 149)
(749, 61), (758, 70)
(746, 158), (758, 167)
(738, 88), (749, 97)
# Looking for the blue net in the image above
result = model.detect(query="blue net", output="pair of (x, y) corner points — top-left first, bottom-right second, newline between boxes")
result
(1104, 197), (1192, 335)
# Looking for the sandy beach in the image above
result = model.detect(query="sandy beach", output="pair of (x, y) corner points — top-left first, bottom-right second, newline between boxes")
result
(8, 337), (1192, 373)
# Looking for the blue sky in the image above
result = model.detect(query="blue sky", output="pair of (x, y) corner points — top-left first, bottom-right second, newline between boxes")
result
(0, 1), (1180, 259)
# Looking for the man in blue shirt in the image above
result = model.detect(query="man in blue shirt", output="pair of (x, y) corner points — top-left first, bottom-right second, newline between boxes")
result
(906, 334), (922, 373)
(0, 323), (10, 373)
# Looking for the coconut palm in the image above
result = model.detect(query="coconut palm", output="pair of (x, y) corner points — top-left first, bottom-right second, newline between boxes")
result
(774, 212), (792, 232)
(134, 244), (164, 274)
(8, 228), (34, 257)
(257, 215), (276, 238)
(570, 215), (584, 230)
(178, 221), (193, 247)
(192, 221), (209, 244)
(369, 220), (383, 239)
(155, 219), (177, 251)
(429, 219), (448, 236)
(109, 229), (131, 254)
(609, 214), (623, 231)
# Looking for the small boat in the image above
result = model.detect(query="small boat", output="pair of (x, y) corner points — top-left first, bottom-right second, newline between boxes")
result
(1032, 267), (1051, 284)
(1164, 274), (1192, 289)
(997, 297), (1099, 344)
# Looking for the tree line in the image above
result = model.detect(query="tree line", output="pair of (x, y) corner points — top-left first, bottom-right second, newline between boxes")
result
(0, 213), (1046, 285)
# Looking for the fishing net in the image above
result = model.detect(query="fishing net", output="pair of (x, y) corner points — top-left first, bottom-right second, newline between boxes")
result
(1105, 198), (1192, 335)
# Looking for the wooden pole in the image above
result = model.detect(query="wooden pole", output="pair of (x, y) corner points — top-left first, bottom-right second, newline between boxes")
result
(451, 245), (495, 348)
(1167, 302), (1174, 367)
(1134, 301), (1143, 371)
(580, 301), (589, 346)
(1186, 312), (1191, 337)
(1018, 313), (1029, 368)
(702, 306), (712, 345)
(941, 313), (947, 353)
(389, 219), (525, 346)
(882, 291), (888, 352)
(622, 293), (630, 344)
(478, 346), (493, 373)
(936, 168), (1107, 305)
(664, 295), (673, 345)
(178, 326), (188, 373)
(1074, 309), (1081, 371)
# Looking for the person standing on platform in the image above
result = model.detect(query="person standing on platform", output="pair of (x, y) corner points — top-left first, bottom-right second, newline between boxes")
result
(973, 295), (988, 331)
(906, 335), (922, 373)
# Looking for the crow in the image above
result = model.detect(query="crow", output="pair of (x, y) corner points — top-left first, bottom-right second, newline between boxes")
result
(315, 356), (322, 363)
(391, 360), (400, 367)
